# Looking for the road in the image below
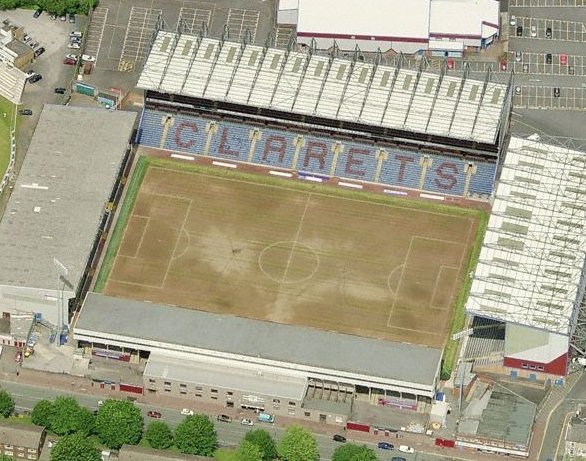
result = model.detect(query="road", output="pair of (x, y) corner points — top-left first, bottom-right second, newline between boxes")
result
(539, 371), (586, 460)
(2, 379), (487, 461)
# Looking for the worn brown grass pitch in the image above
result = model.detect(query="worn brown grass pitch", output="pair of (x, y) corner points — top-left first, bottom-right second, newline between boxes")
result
(103, 165), (478, 348)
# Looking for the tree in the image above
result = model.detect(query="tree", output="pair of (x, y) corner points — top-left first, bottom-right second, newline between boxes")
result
(0, 455), (16, 461)
(243, 429), (277, 461)
(31, 400), (54, 428)
(235, 440), (264, 461)
(49, 396), (93, 436)
(0, 390), (14, 418)
(144, 421), (173, 449)
(50, 433), (101, 461)
(94, 399), (143, 449)
(278, 425), (319, 461)
(332, 444), (378, 461)
(174, 414), (218, 456)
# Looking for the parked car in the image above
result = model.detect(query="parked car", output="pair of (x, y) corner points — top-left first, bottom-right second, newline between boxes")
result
(553, 87), (561, 98)
(60, 14), (66, 21)
(391, 458), (406, 461)
(569, 65), (574, 75)
(241, 418), (254, 426)
(510, 15), (516, 26)
(54, 87), (66, 94)
(546, 53), (552, 64)
(34, 47), (45, 58)
(63, 58), (77, 65)
(531, 25), (537, 37)
(69, 13), (75, 23)
(560, 53), (568, 65)
(66, 53), (78, 60)
(23, 33), (31, 42)
(49, 13), (57, 20)
(33, 8), (43, 18)
(147, 411), (162, 418)
(546, 27), (552, 38)
(332, 434), (346, 443)
(25, 70), (36, 78)
(14, 351), (22, 362)
(516, 26), (523, 37)
(28, 74), (42, 83)
(514, 51), (522, 62)
(70, 31), (83, 38)
(97, 400), (104, 407)
(377, 442), (394, 450)
(217, 414), (232, 423)
(180, 408), (194, 416)
(67, 43), (81, 50)
(81, 54), (96, 62)
(398, 445), (414, 454)
(515, 86), (522, 95)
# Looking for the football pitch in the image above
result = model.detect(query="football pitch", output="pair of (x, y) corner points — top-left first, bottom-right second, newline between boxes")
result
(99, 158), (481, 349)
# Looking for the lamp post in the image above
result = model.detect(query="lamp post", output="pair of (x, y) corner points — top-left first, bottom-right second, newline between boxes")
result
(53, 258), (69, 336)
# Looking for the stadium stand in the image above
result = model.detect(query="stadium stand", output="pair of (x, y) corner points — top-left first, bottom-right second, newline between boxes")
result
(139, 109), (498, 197)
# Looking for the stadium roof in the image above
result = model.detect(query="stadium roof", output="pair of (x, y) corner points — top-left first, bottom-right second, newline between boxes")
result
(0, 105), (137, 291)
(466, 136), (586, 335)
(296, 0), (430, 42)
(75, 293), (442, 392)
(137, 31), (509, 145)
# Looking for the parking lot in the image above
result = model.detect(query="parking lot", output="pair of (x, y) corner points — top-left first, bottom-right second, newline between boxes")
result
(86, 0), (276, 73)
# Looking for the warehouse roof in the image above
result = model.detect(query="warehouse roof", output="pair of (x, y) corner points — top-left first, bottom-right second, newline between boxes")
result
(137, 31), (509, 145)
(75, 293), (442, 393)
(296, 0), (430, 42)
(466, 136), (586, 334)
(0, 105), (136, 291)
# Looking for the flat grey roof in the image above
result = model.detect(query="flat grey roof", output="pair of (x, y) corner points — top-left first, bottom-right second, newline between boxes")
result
(0, 105), (136, 291)
(76, 293), (442, 388)
(144, 354), (307, 400)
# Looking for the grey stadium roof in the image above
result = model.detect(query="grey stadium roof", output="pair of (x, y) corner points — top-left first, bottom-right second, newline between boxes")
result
(75, 293), (442, 390)
(466, 136), (586, 335)
(0, 105), (137, 291)
(137, 31), (509, 145)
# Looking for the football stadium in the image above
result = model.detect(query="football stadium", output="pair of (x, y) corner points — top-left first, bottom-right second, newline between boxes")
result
(72, 23), (586, 436)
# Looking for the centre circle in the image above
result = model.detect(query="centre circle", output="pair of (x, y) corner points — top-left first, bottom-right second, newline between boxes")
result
(258, 241), (319, 284)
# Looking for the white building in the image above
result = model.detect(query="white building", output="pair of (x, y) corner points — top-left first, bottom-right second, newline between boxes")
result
(277, 0), (500, 55)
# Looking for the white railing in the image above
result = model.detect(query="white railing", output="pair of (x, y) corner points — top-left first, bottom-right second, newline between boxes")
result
(0, 123), (16, 195)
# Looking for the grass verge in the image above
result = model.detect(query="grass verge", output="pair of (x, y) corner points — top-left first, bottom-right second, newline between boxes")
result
(440, 209), (489, 380)
(0, 96), (15, 181)
(93, 156), (149, 292)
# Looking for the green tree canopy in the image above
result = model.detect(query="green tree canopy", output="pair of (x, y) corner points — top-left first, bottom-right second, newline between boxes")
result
(0, 454), (16, 461)
(0, 390), (14, 418)
(50, 433), (101, 461)
(243, 429), (277, 461)
(278, 425), (319, 461)
(49, 396), (93, 436)
(332, 443), (378, 461)
(31, 399), (54, 428)
(174, 414), (218, 456)
(144, 420), (173, 449)
(235, 440), (264, 461)
(0, 0), (98, 14)
(94, 399), (143, 449)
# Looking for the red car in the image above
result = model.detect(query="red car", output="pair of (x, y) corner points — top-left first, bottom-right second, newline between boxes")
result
(14, 351), (22, 363)
(147, 411), (162, 418)
(560, 53), (568, 65)
(63, 58), (76, 66)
